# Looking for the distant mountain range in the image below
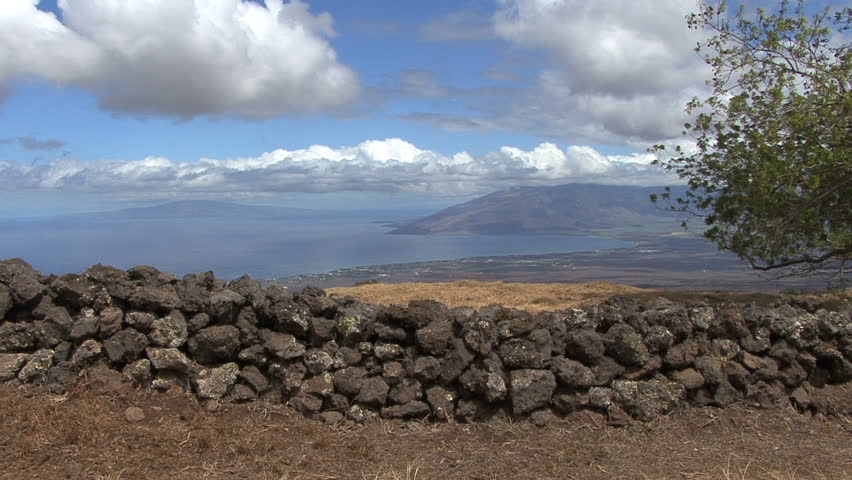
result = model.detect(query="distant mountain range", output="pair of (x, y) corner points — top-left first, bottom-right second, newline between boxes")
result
(390, 184), (689, 235)
(63, 200), (318, 220)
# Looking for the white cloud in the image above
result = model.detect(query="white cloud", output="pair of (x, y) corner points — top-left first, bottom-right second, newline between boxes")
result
(0, 139), (681, 197)
(445, 0), (713, 144)
(0, 0), (359, 118)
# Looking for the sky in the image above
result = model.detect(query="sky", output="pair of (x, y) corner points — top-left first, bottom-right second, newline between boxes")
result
(0, 0), (845, 216)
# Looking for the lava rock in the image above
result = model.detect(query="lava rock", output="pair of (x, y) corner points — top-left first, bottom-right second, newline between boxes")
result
(564, 329), (605, 365)
(148, 311), (188, 348)
(509, 369), (556, 415)
(0, 353), (29, 381)
(146, 347), (194, 373)
(550, 356), (596, 388)
(381, 401), (430, 419)
(604, 324), (649, 367)
(103, 328), (149, 364)
(192, 363), (239, 399)
(0, 258), (46, 305)
(189, 325), (241, 363)
(355, 377), (389, 407)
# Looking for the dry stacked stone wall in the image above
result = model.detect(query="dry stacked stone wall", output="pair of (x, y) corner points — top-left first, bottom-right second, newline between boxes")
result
(1, 258), (851, 425)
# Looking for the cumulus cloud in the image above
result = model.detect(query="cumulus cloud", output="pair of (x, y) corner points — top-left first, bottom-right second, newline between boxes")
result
(486, 0), (711, 143)
(403, 0), (711, 144)
(0, 0), (359, 118)
(0, 138), (680, 197)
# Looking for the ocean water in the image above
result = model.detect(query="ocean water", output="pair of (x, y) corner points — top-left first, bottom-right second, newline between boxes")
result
(0, 216), (631, 280)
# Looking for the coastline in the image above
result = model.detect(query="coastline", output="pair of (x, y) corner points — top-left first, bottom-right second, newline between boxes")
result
(274, 235), (827, 293)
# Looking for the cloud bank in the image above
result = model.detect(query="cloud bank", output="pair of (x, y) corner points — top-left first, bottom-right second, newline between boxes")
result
(0, 139), (680, 197)
(0, 0), (359, 118)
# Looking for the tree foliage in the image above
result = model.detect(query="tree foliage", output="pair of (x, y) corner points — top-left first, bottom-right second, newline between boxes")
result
(651, 0), (851, 281)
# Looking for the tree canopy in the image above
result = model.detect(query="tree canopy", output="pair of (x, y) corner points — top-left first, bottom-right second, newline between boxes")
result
(651, 0), (851, 283)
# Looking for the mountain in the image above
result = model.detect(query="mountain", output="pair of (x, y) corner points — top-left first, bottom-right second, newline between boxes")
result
(389, 184), (688, 235)
(66, 200), (318, 221)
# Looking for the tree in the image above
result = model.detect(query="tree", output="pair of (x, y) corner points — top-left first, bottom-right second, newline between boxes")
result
(651, 0), (851, 284)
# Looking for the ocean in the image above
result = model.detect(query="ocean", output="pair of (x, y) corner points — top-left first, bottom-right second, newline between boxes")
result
(0, 215), (630, 280)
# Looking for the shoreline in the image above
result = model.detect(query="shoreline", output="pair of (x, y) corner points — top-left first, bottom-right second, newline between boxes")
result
(274, 235), (830, 293)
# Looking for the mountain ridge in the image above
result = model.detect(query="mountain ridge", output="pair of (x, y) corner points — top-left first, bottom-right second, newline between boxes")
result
(390, 183), (688, 235)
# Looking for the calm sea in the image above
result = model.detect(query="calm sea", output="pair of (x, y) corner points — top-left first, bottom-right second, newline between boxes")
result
(0, 216), (630, 280)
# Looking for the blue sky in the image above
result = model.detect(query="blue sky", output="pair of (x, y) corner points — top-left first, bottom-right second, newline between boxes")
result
(0, 0), (846, 216)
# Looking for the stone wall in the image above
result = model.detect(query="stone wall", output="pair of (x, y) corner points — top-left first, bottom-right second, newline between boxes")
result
(1, 258), (850, 425)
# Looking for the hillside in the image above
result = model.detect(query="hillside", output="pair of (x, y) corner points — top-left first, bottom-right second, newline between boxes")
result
(390, 183), (687, 235)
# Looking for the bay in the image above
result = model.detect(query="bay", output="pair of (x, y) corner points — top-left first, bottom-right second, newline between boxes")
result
(0, 216), (630, 279)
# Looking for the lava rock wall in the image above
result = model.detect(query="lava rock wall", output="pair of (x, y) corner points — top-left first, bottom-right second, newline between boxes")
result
(1, 258), (850, 425)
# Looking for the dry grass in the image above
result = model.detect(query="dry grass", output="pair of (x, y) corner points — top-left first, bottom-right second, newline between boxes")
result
(1, 381), (850, 480)
(328, 280), (649, 313)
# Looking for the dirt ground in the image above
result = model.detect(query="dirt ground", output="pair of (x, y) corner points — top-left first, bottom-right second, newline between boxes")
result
(2, 283), (851, 480)
(1, 377), (850, 480)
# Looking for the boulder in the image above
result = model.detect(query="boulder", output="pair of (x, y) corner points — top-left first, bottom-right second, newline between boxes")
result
(301, 372), (335, 397)
(415, 319), (454, 356)
(122, 359), (152, 386)
(461, 316), (499, 356)
(438, 338), (475, 384)
(497, 329), (551, 369)
(663, 340), (701, 369)
(188, 325), (241, 363)
(346, 404), (374, 424)
(291, 394), (324, 416)
(355, 377), (389, 407)
(0, 322), (36, 352)
(125, 311), (156, 330)
(98, 306), (124, 338)
(509, 369), (556, 415)
(0, 283), (14, 318)
(425, 385), (455, 421)
(0, 258), (46, 305)
(373, 343), (402, 361)
(671, 368), (705, 390)
(128, 285), (181, 312)
(239, 365), (269, 393)
(192, 363), (240, 399)
(459, 366), (507, 402)
(303, 349), (334, 375)
(148, 311), (188, 348)
(206, 289), (245, 323)
(550, 356), (596, 388)
(69, 308), (101, 341)
(413, 355), (442, 383)
(551, 392), (589, 413)
(381, 401), (430, 419)
(70, 339), (103, 366)
(147, 347), (194, 373)
(103, 328), (149, 364)
(84, 264), (134, 300)
(611, 379), (685, 422)
(17, 348), (54, 383)
(50, 274), (100, 309)
(604, 324), (649, 367)
(0, 353), (29, 381)
(388, 378), (422, 404)
(333, 367), (368, 396)
(564, 329), (605, 364)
